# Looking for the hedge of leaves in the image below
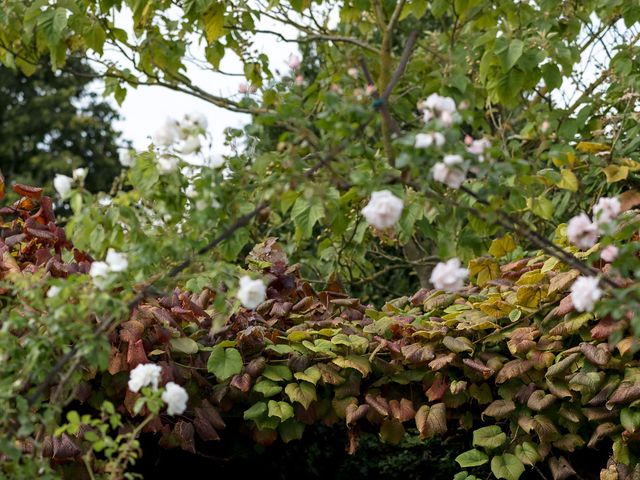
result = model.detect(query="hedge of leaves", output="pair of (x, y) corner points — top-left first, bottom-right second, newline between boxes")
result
(2, 185), (639, 480)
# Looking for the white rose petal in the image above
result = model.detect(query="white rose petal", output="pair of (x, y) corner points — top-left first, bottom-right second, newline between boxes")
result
(106, 249), (128, 272)
(89, 261), (110, 278)
(430, 258), (468, 292)
(162, 382), (189, 416)
(601, 245), (619, 263)
(361, 190), (404, 230)
(593, 197), (621, 226)
(72, 167), (87, 181)
(98, 195), (113, 207)
(467, 138), (491, 161)
(53, 174), (73, 198)
(185, 184), (198, 199)
(567, 213), (600, 250)
(415, 132), (446, 149)
(432, 154), (466, 189)
(237, 276), (267, 310)
(181, 136), (201, 155)
(208, 154), (226, 169)
(570, 276), (602, 312)
(128, 363), (163, 393)
(185, 112), (208, 130)
(153, 119), (179, 146)
(47, 285), (62, 298)
(157, 156), (179, 174)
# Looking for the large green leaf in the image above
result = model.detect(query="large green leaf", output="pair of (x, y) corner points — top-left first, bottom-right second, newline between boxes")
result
(491, 454), (525, 480)
(207, 346), (243, 381)
(284, 382), (317, 409)
(455, 449), (489, 468)
(472, 425), (507, 449)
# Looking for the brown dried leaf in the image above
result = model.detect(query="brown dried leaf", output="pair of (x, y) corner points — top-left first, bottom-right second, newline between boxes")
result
(428, 353), (456, 371)
(548, 456), (576, 480)
(389, 398), (415, 423)
(230, 373), (252, 393)
(482, 399), (515, 419)
(527, 390), (557, 411)
(365, 393), (389, 417)
(426, 376), (448, 402)
(495, 359), (533, 384)
(415, 403), (446, 439)
(462, 358), (494, 379)
(607, 382), (640, 408)
(580, 343), (611, 366)
(401, 343), (435, 364)
(12, 183), (43, 198)
(345, 404), (369, 425)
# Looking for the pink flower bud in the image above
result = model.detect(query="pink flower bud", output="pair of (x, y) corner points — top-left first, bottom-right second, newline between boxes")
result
(366, 84), (377, 96)
(288, 54), (302, 70)
(601, 245), (619, 263)
(295, 75), (304, 86)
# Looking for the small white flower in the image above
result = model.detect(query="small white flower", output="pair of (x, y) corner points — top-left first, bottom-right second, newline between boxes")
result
(347, 67), (359, 78)
(53, 174), (73, 198)
(181, 136), (201, 155)
(153, 119), (179, 146)
(601, 245), (619, 263)
(237, 276), (267, 310)
(467, 138), (491, 161)
(432, 154), (466, 189)
(288, 54), (301, 70)
(47, 286), (62, 298)
(89, 261), (110, 278)
(567, 213), (599, 250)
(98, 195), (113, 207)
(593, 197), (621, 226)
(415, 132), (446, 149)
(570, 276), (602, 312)
(238, 83), (249, 94)
(361, 190), (404, 230)
(439, 110), (454, 127)
(72, 167), (87, 181)
(430, 258), (468, 292)
(423, 93), (456, 114)
(157, 156), (179, 174)
(540, 120), (550, 133)
(222, 166), (234, 180)
(162, 382), (189, 416)
(128, 363), (163, 393)
(119, 149), (133, 167)
(105, 249), (128, 272)
(185, 184), (198, 199)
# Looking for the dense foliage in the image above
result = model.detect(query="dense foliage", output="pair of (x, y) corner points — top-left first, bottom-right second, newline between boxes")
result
(0, 57), (124, 194)
(1, 0), (640, 479)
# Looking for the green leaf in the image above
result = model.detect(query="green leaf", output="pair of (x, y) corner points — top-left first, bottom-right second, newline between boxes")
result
(294, 366), (322, 385)
(284, 382), (317, 409)
(514, 442), (541, 466)
(243, 402), (267, 421)
(253, 379), (283, 398)
(442, 336), (474, 354)
(262, 364), (293, 382)
(202, 3), (225, 43)
(207, 346), (243, 381)
(267, 400), (294, 421)
(526, 195), (554, 220)
(170, 337), (199, 354)
(557, 169), (578, 192)
(489, 235), (516, 258)
(501, 39), (524, 71)
(291, 195), (325, 241)
(278, 419), (305, 443)
(456, 449), (489, 468)
(472, 425), (507, 449)
(491, 454), (525, 480)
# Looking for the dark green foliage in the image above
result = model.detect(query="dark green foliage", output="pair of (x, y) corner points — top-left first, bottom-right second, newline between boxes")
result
(0, 58), (124, 195)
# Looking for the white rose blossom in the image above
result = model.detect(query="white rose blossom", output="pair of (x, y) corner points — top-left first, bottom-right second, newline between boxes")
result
(72, 167), (87, 181)
(208, 154), (226, 169)
(53, 174), (73, 198)
(288, 54), (301, 70)
(430, 258), (469, 292)
(183, 112), (208, 131)
(467, 138), (491, 162)
(570, 276), (602, 312)
(419, 93), (457, 126)
(567, 213), (599, 249)
(47, 285), (62, 298)
(593, 197), (621, 226)
(237, 276), (267, 309)
(153, 119), (179, 146)
(162, 382), (189, 415)
(128, 363), (163, 393)
(89, 261), (110, 279)
(432, 154), (466, 189)
(601, 245), (619, 263)
(181, 136), (201, 155)
(105, 249), (128, 272)
(361, 190), (404, 229)
(415, 132), (446, 149)
(185, 184), (198, 199)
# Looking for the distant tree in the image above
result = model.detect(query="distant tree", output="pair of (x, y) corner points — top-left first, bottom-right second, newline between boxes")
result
(0, 57), (125, 194)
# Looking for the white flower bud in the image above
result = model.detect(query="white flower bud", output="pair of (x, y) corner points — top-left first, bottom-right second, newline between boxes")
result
(237, 276), (267, 310)
(361, 190), (404, 230)
(430, 258), (468, 292)
(570, 276), (602, 312)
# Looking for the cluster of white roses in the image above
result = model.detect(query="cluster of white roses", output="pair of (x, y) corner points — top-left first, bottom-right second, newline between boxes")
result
(149, 113), (209, 173)
(89, 248), (128, 289)
(415, 94), (491, 189)
(53, 168), (88, 198)
(565, 196), (621, 313)
(128, 363), (188, 416)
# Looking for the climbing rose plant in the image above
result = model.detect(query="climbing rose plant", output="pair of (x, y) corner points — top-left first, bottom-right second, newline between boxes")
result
(2, 0), (640, 479)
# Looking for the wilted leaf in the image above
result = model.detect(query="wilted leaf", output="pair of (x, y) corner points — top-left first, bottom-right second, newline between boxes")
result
(527, 390), (556, 411)
(469, 257), (500, 286)
(482, 399), (515, 420)
(580, 343), (611, 366)
(401, 343), (435, 363)
(332, 355), (371, 376)
(548, 456), (576, 480)
(495, 359), (533, 384)
(415, 403), (446, 438)
(442, 336), (474, 354)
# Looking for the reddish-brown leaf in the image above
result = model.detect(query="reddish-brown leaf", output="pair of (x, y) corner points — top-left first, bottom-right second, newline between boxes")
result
(174, 421), (196, 453)
(580, 343), (611, 366)
(495, 359), (533, 384)
(230, 373), (252, 393)
(426, 376), (448, 402)
(345, 404), (369, 425)
(415, 403), (446, 439)
(389, 398), (415, 423)
(462, 358), (494, 379)
(52, 434), (81, 459)
(126, 339), (148, 368)
(365, 393), (389, 417)
(13, 183), (43, 198)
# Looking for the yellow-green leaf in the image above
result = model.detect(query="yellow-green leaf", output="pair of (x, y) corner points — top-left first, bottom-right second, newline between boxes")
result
(489, 235), (516, 258)
(602, 165), (629, 183)
(557, 169), (578, 192)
